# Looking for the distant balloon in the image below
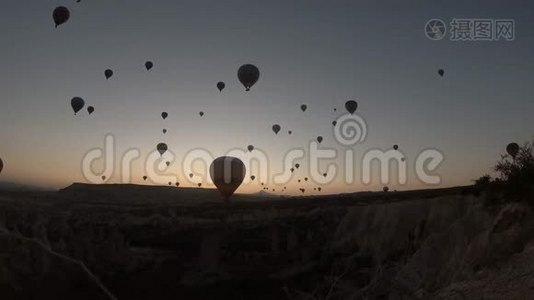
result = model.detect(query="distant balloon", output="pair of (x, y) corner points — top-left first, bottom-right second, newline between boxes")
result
(104, 69), (113, 80)
(71, 97), (85, 115)
(168, 182), (172, 186)
(295, 163), (300, 169)
(288, 131), (292, 135)
(0, 158), (3, 175)
(53, 6), (70, 28)
(143, 176), (147, 181)
(334, 108), (337, 112)
(176, 182), (180, 187)
(506, 143), (520, 158)
(272, 124), (281, 135)
(198, 183), (202, 187)
(393, 145), (399, 151)
(101, 176), (106, 181)
(145, 61), (153, 71)
(332, 121), (337, 126)
(250, 175), (256, 181)
(156, 143), (168, 156)
(300, 104), (307, 112)
(166, 161), (170, 167)
(199, 111), (204, 117)
(383, 186), (389, 193)
(189, 173), (194, 178)
(290, 168), (294, 173)
(318, 187), (322, 192)
(217, 81), (225, 92)
(247, 145), (254, 152)
(87, 106), (95, 115)
(323, 173), (327, 177)
(300, 188), (305, 194)
(317, 136), (323, 143)
(238, 64), (260, 91)
(438, 69), (444, 77)
(304, 177), (308, 181)
(209, 156), (246, 200)
(345, 100), (358, 114)
(298, 179), (301, 183)
(161, 112), (168, 120)
(163, 129), (167, 134)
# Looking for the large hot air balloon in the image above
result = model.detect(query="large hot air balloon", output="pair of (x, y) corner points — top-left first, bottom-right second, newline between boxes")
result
(247, 145), (254, 152)
(157, 143), (168, 156)
(507, 143), (520, 158)
(217, 81), (225, 92)
(104, 69), (113, 80)
(209, 156), (246, 201)
(300, 104), (307, 112)
(272, 124), (281, 135)
(161, 112), (168, 120)
(145, 61), (153, 71)
(71, 97), (85, 115)
(87, 106), (95, 115)
(317, 136), (323, 143)
(345, 100), (358, 114)
(238, 64), (260, 91)
(53, 6), (70, 28)
(438, 69), (444, 77)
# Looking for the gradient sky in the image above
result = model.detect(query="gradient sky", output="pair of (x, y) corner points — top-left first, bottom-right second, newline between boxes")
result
(1, 0), (533, 194)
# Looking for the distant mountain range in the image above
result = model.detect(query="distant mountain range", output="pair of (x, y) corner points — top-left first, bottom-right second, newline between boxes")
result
(0, 181), (51, 192)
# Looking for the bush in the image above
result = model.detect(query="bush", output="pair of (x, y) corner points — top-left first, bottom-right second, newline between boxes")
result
(494, 141), (534, 203)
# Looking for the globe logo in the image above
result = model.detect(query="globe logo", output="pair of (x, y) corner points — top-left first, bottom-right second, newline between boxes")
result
(425, 19), (446, 40)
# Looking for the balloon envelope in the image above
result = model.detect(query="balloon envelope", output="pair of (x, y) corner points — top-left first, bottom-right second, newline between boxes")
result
(345, 100), (358, 114)
(71, 97), (85, 115)
(209, 156), (246, 200)
(143, 176), (147, 181)
(272, 124), (281, 134)
(332, 121), (337, 126)
(506, 143), (520, 158)
(237, 64), (260, 91)
(53, 6), (70, 28)
(317, 136), (323, 143)
(161, 112), (168, 120)
(217, 81), (225, 92)
(247, 145), (254, 152)
(199, 111), (204, 117)
(393, 145), (399, 150)
(438, 69), (444, 77)
(145, 61), (153, 71)
(105, 69), (113, 79)
(301, 104), (307, 112)
(157, 143), (168, 156)
(87, 106), (95, 115)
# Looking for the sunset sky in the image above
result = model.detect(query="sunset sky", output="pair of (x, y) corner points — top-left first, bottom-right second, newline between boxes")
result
(1, 0), (533, 194)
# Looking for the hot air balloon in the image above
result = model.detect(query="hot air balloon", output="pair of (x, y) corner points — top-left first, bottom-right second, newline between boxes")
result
(166, 161), (170, 167)
(238, 64), (260, 91)
(176, 182), (180, 187)
(71, 97), (85, 115)
(298, 179), (301, 183)
(199, 111), (204, 117)
(507, 143), (520, 158)
(217, 81), (225, 92)
(300, 104), (307, 112)
(383, 186), (389, 193)
(143, 176), (147, 181)
(334, 108), (337, 112)
(209, 156), (246, 200)
(272, 124), (281, 135)
(290, 168), (294, 173)
(345, 100), (358, 114)
(102, 176), (106, 181)
(0, 158), (3, 175)
(168, 182), (172, 186)
(161, 112), (168, 120)
(250, 175), (255, 181)
(304, 177), (308, 181)
(163, 129), (167, 134)
(189, 173), (194, 178)
(157, 143), (168, 156)
(145, 61), (153, 71)
(104, 69), (113, 80)
(247, 145), (254, 152)
(332, 121), (337, 126)
(261, 182), (264, 186)
(87, 106), (95, 115)
(300, 188), (305, 193)
(393, 145), (399, 150)
(198, 183), (202, 187)
(295, 163), (300, 169)
(438, 69), (444, 77)
(53, 6), (70, 28)
(317, 136), (323, 143)
(288, 131), (292, 135)
(323, 173), (327, 177)
(318, 187), (322, 192)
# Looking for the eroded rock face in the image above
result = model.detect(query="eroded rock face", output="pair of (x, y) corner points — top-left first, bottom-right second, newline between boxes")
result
(0, 229), (116, 300)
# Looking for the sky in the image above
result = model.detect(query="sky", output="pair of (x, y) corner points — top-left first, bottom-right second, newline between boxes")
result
(0, 0), (533, 195)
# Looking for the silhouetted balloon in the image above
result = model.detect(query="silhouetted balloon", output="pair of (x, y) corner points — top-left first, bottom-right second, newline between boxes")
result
(323, 173), (327, 177)
(168, 182), (172, 186)
(288, 131), (292, 135)
(345, 100), (358, 114)
(199, 111), (204, 117)
(166, 161), (170, 167)
(104, 69), (113, 80)
(209, 156), (246, 200)
(247, 145), (254, 152)
(272, 124), (281, 135)
(383, 186), (389, 193)
(198, 183), (202, 187)
(438, 69), (444, 77)
(53, 6), (70, 28)
(295, 163), (300, 169)
(101, 176), (106, 181)
(300, 188), (305, 193)
(157, 143), (168, 156)
(250, 175), (255, 181)
(189, 173), (194, 178)
(71, 97), (85, 115)
(332, 121), (337, 126)
(317, 136), (323, 143)
(298, 179), (301, 183)
(217, 81), (225, 92)
(176, 182), (180, 187)
(161, 112), (168, 120)
(290, 168), (294, 173)
(318, 187), (322, 192)
(163, 129), (167, 134)
(300, 104), (307, 112)
(87, 106), (95, 115)
(145, 61), (153, 71)
(238, 64), (260, 91)
(393, 145), (399, 150)
(304, 177), (308, 181)
(143, 176), (147, 181)
(334, 108), (337, 112)
(0, 158), (3, 175)
(507, 143), (520, 158)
